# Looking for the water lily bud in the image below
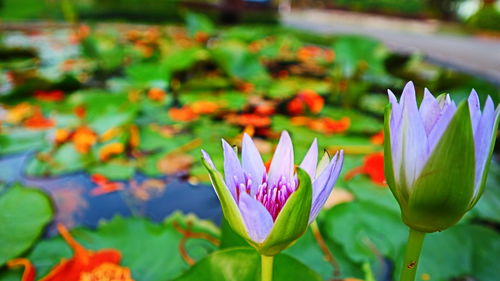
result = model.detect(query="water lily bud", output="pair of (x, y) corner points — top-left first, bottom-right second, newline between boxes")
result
(202, 131), (343, 255)
(385, 82), (500, 232)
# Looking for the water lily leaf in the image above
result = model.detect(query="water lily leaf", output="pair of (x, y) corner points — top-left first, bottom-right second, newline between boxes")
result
(0, 214), (219, 281)
(0, 184), (54, 266)
(394, 224), (500, 281)
(471, 161), (500, 223)
(172, 247), (323, 281)
(185, 12), (215, 37)
(211, 42), (270, 82)
(0, 130), (47, 155)
(322, 199), (407, 265)
(125, 62), (170, 87)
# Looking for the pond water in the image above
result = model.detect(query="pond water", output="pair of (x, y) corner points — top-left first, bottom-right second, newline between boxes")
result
(0, 152), (222, 236)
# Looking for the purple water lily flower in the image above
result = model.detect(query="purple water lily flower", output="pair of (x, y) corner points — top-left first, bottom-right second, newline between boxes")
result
(385, 81), (500, 232)
(202, 131), (343, 254)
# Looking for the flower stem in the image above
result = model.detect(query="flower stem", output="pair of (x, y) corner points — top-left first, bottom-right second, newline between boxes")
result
(261, 255), (274, 281)
(400, 228), (426, 281)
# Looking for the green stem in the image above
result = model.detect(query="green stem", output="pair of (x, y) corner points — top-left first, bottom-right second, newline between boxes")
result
(261, 255), (274, 281)
(400, 228), (426, 281)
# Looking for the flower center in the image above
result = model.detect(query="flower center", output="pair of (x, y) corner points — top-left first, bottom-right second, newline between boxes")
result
(235, 173), (297, 221)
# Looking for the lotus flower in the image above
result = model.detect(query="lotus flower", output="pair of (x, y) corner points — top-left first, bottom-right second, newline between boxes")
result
(202, 131), (343, 255)
(385, 81), (500, 232)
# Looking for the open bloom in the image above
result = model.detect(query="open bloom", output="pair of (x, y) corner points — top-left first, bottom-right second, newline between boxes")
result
(202, 131), (343, 255)
(385, 82), (500, 232)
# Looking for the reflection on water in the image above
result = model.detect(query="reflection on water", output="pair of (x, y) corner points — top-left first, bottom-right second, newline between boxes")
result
(0, 152), (221, 236)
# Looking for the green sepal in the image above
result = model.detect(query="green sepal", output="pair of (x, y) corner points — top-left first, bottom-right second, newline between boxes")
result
(405, 101), (476, 232)
(383, 103), (402, 205)
(468, 108), (500, 209)
(202, 158), (249, 241)
(256, 168), (312, 256)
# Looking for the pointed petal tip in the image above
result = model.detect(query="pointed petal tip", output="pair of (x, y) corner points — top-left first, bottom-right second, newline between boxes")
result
(387, 89), (398, 103)
(201, 149), (216, 169)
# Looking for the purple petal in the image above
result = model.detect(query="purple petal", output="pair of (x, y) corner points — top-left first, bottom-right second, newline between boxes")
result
(242, 133), (266, 196)
(473, 96), (498, 195)
(268, 131), (294, 188)
(315, 151), (330, 178)
(419, 88), (441, 134)
(399, 81), (429, 186)
(201, 149), (216, 169)
(468, 89), (482, 133)
(427, 100), (457, 152)
(309, 150), (344, 223)
(238, 192), (274, 243)
(300, 138), (318, 180)
(388, 89), (402, 180)
(222, 139), (245, 200)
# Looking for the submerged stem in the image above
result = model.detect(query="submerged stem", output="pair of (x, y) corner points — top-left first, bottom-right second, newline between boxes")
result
(261, 255), (274, 281)
(399, 228), (426, 281)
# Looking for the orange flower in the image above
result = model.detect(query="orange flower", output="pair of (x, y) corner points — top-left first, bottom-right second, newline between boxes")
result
(7, 224), (133, 281)
(73, 126), (97, 153)
(227, 113), (271, 128)
(168, 106), (198, 122)
(99, 143), (125, 162)
(7, 259), (35, 281)
(324, 49), (335, 62)
(125, 90), (139, 102)
(287, 98), (304, 115)
(34, 90), (64, 102)
(23, 108), (55, 130)
(147, 88), (166, 102)
(291, 116), (350, 135)
(287, 90), (324, 116)
(237, 82), (254, 94)
(345, 152), (386, 186)
(190, 101), (219, 115)
(7, 102), (33, 124)
(321, 117), (350, 134)
(74, 106), (86, 119)
(100, 128), (122, 142)
(300, 89), (324, 114)
(90, 174), (124, 196)
(297, 46), (334, 63)
(370, 131), (384, 145)
(54, 128), (71, 143)
(254, 103), (276, 116)
(129, 125), (140, 149)
(69, 25), (90, 44)
(194, 31), (209, 43)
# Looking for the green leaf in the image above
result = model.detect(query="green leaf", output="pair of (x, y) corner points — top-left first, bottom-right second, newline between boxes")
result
(185, 12), (215, 37)
(0, 129), (47, 156)
(163, 47), (207, 73)
(125, 62), (170, 87)
(0, 184), (53, 265)
(471, 161), (500, 223)
(211, 42), (270, 82)
(407, 101), (475, 232)
(1, 214), (219, 281)
(394, 224), (500, 281)
(172, 247), (323, 281)
(283, 227), (364, 280)
(88, 160), (135, 180)
(257, 168), (312, 256)
(323, 200), (407, 265)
